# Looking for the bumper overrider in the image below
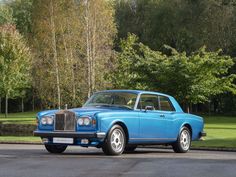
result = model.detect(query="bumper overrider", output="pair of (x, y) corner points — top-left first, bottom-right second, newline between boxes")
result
(199, 131), (207, 140)
(33, 131), (106, 139)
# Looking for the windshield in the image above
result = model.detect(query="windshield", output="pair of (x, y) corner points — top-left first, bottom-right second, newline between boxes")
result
(83, 92), (138, 109)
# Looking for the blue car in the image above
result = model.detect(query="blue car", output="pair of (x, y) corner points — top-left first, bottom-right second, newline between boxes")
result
(34, 90), (206, 155)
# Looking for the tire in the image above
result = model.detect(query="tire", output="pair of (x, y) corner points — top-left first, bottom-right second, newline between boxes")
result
(124, 145), (137, 152)
(102, 125), (126, 155)
(45, 144), (67, 153)
(172, 127), (191, 153)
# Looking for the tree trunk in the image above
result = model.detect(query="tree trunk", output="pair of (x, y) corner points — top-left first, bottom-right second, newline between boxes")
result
(50, 0), (61, 109)
(5, 94), (8, 118)
(0, 98), (1, 114)
(91, 6), (96, 93)
(66, 16), (76, 106)
(21, 97), (24, 113)
(85, 0), (92, 98)
(208, 101), (211, 116)
(190, 103), (192, 113)
(186, 105), (190, 114)
(32, 92), (35, 111)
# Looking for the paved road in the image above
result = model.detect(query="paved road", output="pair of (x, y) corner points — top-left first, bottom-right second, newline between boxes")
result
(0, 144), (235, 177)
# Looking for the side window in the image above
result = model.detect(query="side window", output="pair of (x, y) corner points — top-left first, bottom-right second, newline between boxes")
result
(159, 96), (175, 111)
(137, 94), (159, 110)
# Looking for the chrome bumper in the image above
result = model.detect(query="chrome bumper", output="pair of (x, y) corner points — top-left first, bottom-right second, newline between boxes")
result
(34, 131), (106, 139)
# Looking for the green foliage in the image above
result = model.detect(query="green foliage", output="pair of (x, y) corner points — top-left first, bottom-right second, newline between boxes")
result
(113, 34), (236, 105)
(9, 0), (33, 36)
(0, 4), (14, 25)
(115, 0), (236, 55)
(0, 25), (31, 99)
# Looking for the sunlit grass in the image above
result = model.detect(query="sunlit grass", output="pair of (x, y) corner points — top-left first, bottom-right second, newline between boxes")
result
(0, 111), (37, 124)
(0, 136), (41, 143)
(192, 116), (236, 148)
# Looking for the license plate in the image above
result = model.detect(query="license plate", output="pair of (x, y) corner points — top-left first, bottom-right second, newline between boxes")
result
(53, 138), (74, 144)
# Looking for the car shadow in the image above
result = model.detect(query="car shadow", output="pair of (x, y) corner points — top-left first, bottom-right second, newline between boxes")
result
(57, 148), (174, 157)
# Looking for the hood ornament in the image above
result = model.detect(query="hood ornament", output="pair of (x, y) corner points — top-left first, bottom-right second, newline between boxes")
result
(65, 104), (68, 110)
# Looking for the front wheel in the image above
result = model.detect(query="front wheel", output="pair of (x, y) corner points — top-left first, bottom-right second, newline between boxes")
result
(172, 127), (191, 153)
(102, 125), (126, 155)
(45, 144), (67, 153)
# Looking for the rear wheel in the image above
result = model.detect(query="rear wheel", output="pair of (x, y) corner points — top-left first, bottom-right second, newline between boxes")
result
(45, 144), (67, 153)
(102, 125), (126, 155)
(172, 127), (191, 153)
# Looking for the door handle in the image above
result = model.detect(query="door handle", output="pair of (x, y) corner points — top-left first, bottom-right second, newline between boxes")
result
(160, 114), (165, 118)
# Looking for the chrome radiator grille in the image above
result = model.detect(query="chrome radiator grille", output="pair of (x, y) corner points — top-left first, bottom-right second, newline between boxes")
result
(54, 111), (76, 131)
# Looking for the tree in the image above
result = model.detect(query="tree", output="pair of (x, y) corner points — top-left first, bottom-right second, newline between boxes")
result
(79, 0), (117, 98)
(0, 24), (31, 117)
(113, 34), (236, 112)
(9, 0), (33, 37)
(31, 0), (117, 109)
(0, 4), (14, 25)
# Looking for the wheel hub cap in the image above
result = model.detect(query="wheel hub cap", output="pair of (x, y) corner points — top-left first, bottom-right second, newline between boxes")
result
(180, 130), (190, 151)
(111, 129), (124, 152)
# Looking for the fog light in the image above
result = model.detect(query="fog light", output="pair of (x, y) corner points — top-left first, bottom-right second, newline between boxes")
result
(81, 139), (89, 144)
(42, 138), (49, 143)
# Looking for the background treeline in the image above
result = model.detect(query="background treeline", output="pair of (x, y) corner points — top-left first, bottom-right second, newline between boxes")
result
(0, 0), (236, 115)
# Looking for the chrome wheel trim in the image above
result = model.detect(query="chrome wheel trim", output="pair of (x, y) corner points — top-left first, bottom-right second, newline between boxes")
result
(110, 129), (124, 152)
(180, 129), (190, 151)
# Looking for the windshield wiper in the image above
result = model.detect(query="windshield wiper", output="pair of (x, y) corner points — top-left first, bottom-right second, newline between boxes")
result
(111, 105), (133, 110)
(94, 104), (112, 107)
(94, 104), (132, 110)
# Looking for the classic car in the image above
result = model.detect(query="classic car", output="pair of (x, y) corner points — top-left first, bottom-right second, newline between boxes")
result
(34, 90), (206, 155)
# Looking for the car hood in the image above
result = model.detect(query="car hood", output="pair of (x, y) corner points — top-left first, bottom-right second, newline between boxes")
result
(37, 106), (130, 118)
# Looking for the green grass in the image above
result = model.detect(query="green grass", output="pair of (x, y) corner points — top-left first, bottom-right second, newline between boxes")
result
(0, 136), (41, 143)
(192, 116), (236, 148)
(0, 111), (37, 124)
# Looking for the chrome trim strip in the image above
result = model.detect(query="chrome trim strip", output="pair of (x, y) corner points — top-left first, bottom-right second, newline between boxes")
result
(130, 138), (176, 140)
(134, 93), (141, 110)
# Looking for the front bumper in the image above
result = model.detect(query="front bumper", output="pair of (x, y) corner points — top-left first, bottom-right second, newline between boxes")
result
(33, 131), (106, 139)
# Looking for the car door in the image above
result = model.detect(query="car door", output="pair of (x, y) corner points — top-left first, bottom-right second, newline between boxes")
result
(138, 94), (176, 141)
(158, 95), (178, 138)
(138, 94), (167, 140)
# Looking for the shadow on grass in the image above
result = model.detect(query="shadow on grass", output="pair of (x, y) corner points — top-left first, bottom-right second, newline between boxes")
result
(192, 138), (236, 148)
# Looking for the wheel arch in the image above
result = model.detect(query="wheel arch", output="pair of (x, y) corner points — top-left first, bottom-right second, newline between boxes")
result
(182, 123), (192, 139)
(109, 121), (129, 144)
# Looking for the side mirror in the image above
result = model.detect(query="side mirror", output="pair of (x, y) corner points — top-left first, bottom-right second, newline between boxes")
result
(145, 106), (154, 112)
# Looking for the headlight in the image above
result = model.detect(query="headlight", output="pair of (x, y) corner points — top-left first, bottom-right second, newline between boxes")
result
(41, 116), (54, 125)
(41, 117), (47, 125)
(77, 118), (84, 125)
(77, 117), (91, 126)
(84, 117), (90, 126)
(46, 117), (54, 125)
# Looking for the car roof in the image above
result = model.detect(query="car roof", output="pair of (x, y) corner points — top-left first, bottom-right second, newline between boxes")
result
(96, 90), (172, 98)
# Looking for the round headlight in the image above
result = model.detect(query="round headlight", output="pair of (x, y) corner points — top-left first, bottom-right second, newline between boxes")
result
(46, 117), (54, 125)
(41, 117), (47, 125)
(77, 118), (84, 125)
(84, 117), (90, 126)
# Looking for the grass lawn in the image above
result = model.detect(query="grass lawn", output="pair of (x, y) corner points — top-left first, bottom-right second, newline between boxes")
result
(0, 112), (236, 148)
(0, 136), (41, 143)
(0, 111), (37, 124)
(192, 116), (236, 148)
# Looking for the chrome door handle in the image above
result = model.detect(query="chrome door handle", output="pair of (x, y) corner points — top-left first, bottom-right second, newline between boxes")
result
(160, 114), (165, 118)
